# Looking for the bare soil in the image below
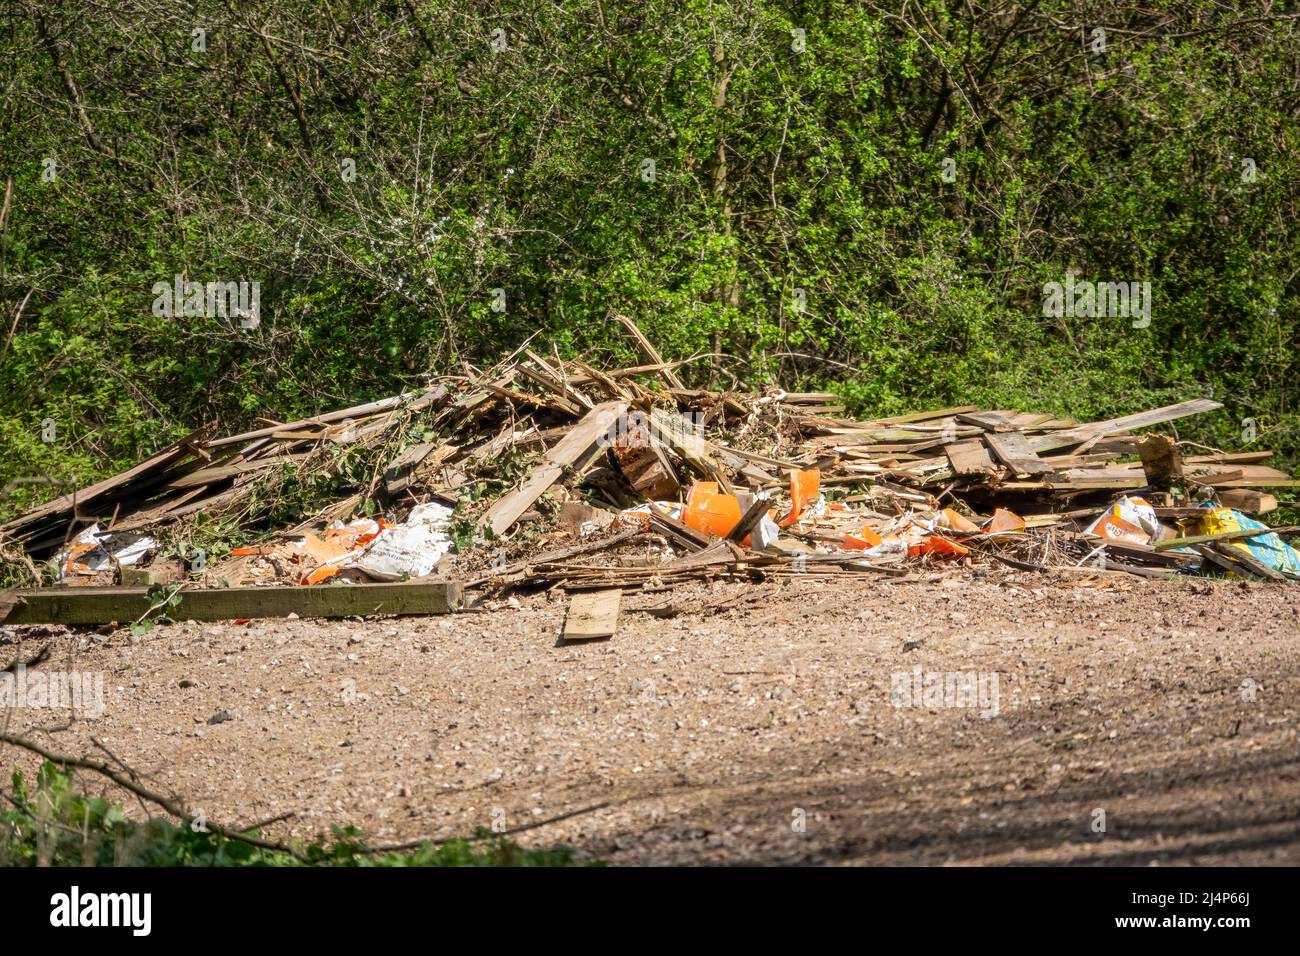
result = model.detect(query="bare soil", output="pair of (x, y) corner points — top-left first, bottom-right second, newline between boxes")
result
(4, 568), (1299, 865)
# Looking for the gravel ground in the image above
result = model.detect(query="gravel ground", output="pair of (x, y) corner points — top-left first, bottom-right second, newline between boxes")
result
(3, 568), (1299, 865)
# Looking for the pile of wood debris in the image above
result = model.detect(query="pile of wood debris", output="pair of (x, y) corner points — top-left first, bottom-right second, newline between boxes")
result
(3, 317), (1297, 628)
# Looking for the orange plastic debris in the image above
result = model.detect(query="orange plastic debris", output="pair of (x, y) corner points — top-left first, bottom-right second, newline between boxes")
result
(614, 509), (655, 531)
(62, 541), (99, 576)
(940, 508), (980, 534)
(287, 528), (379, 585)
(296, 532), (353, 564)
(683, 482), (743, 538)
(1086, 512), (1149, 546)
(777, 468), (821, 528)
(985, 508), (1025, 534)
(300, 565), (343, 585)
(840, 526), (883, 551)
(910, 535), (970, 559)
(324, 518), (386, 549)
(231, 544), (280, 557)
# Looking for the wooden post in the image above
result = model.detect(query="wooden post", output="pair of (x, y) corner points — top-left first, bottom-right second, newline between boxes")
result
(0, 580), (462, 626)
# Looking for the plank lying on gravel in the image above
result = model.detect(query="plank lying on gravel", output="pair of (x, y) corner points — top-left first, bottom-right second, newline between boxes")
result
(563, 588), (622, 640)
(0, 581), (463, 625)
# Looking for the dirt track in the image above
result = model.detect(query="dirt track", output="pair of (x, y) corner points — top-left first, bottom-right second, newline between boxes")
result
(3, 568), (1299, 865)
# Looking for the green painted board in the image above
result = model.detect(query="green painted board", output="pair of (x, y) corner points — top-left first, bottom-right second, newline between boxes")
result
(1, 580), (462, 625)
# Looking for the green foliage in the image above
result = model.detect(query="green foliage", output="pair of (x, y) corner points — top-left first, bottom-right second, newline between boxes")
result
(448, 517), (479, 553)
(1, 1), (1298, 500)
(128, 582), (183, 637)
(0, 762), (589, 867)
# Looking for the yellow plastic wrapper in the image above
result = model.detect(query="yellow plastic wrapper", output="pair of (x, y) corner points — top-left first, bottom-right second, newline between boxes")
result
(1197, 507), (1300, 576)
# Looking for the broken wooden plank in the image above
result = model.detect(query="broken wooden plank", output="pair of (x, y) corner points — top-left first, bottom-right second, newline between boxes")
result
(726, 496), (771, 544)
(480, 401), (626, 537)
(525, 350), (594, 410)
(867, 405), (980, 426)
(1096, 560), (1178, 580)
(956, 411), (1016, 432)
(1094, 538), (1198, 567)
(165, 453), (313, 489)
(1026, 399), (1224, 456)
(613, 314), (686, 390)
(1082, 398), (1223, 436)
(1065, 399), (1222, 443)
(649, 407), (736, 491)
(570, 360), (631, 400)
(1194, 545), (1252, 578)
(1154, 525), (1299, 551)
(781, 392), (841, 404)
(0, 422), (217, 534)
(1137, 434), (1184, 491)
(648, 506), (715, 552)
(1194, 464), (1298, 485)
(985, 431), (1050, 477)
(466, 528), (644, 587)
(1006, 412), (1058, 430)
(543, 542), (742, 589)
(996, 477), (1150, 491)
(1215, 544), (1289, 582)
(791, 405), (846, 416)
(1196, 544), (1283, 581)
(384, 441), (459, 496)
(1217, 489), (1279, 514)
(0, 580), (463, 626)
(944, 440), (995, 476)
(1202, 477), (1300, 488)
(1186, 451), (1275, 465)
(209, 387), (447, 449)
(512, 361), (587, 414)
(563, 588), (622, 640)
(1154, 506), (1213, 520)
(483, 381), (580, 416)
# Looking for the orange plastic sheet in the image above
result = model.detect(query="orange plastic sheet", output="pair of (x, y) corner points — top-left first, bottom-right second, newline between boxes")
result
(939, 508), (980, 534)
(682, 482), (743, 538)
(985, 508), (1026, 534)
(683, 468), (821, 540)
(909, 535), (970, 559)
(232, 518), (389, 585)
(840, 526), (884, 551)
(776, 469), (821, 528)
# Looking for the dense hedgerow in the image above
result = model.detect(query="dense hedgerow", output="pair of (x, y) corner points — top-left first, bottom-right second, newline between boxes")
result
(2, 2), (1297, 515)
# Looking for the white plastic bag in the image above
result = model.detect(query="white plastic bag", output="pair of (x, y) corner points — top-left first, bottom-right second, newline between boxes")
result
(353, 502), (454, 580)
